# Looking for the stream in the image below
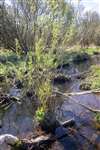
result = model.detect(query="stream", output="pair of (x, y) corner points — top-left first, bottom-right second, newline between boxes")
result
(53, 61), (100, 149)
(0, 56), (100, 149)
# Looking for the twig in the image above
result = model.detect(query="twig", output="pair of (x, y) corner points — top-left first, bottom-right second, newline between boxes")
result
(68, 90), (100, 96)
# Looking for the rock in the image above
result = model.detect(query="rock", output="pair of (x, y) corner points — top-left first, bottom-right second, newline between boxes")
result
(55, 127), (68, 139)
(58, 136), (78, 150)
(55, 127), (78, 150)
(0, 134), (19, 150)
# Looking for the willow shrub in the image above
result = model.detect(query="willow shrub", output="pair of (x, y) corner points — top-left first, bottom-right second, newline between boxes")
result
(21, 40), (57, 122)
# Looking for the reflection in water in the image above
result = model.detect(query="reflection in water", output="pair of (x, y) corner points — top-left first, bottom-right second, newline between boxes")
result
(0, 88), (38, 137)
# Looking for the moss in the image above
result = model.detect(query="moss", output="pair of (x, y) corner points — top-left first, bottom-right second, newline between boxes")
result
(11, 140), (25, 150)
(93, 113), (100, 130)
(88, 65), (100, 89)
(95, 113), (100, 123)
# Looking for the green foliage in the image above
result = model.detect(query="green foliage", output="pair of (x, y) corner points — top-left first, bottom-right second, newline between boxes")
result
(90, 66), (100, 89)
(15, 39), (22, 53)
(11, 140), (23, 150)
(0, 50), (21, 64)
(36, 107), (45, 121)
(38, 80), (52, 102)
(48, 0), (59, 13)
(51, 22), (61, 48)
(35, 39), (57, 68)
(81, 65), (100, 90)
(95, 113), (100, 123)
(63, 24), (77, 46)
(0, 41), (56, 122)
(84, 48), (100, 55)
(0, 63), (13, 91)
(0, 50), (26, 92)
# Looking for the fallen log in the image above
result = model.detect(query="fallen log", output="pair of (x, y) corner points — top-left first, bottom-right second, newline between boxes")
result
(68, 89), (100, 96)
(55, 90), (100, 113)
(68, 95), (100, 113)
(54, 88), (100, 96)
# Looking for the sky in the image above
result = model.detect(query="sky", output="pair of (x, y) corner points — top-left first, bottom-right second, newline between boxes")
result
(5, 0), (100, 14)
(71, 0), (100, 14)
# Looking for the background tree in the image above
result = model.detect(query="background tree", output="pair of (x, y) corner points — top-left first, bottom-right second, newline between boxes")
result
(0, 0), (16, 50)
(77, 11), (100, 48)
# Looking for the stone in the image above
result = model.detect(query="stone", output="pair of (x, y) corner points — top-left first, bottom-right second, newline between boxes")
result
(55, 126), (68, 139)
(0, 134), (19, 150)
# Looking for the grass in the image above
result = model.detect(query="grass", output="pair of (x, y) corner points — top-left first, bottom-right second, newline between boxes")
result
(56, 47), (100, 67)
(80, 65), (100, 90)
(0, 50), (26, 92)
(84, 47), (100, 55)
(88, 65), (100, 89)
